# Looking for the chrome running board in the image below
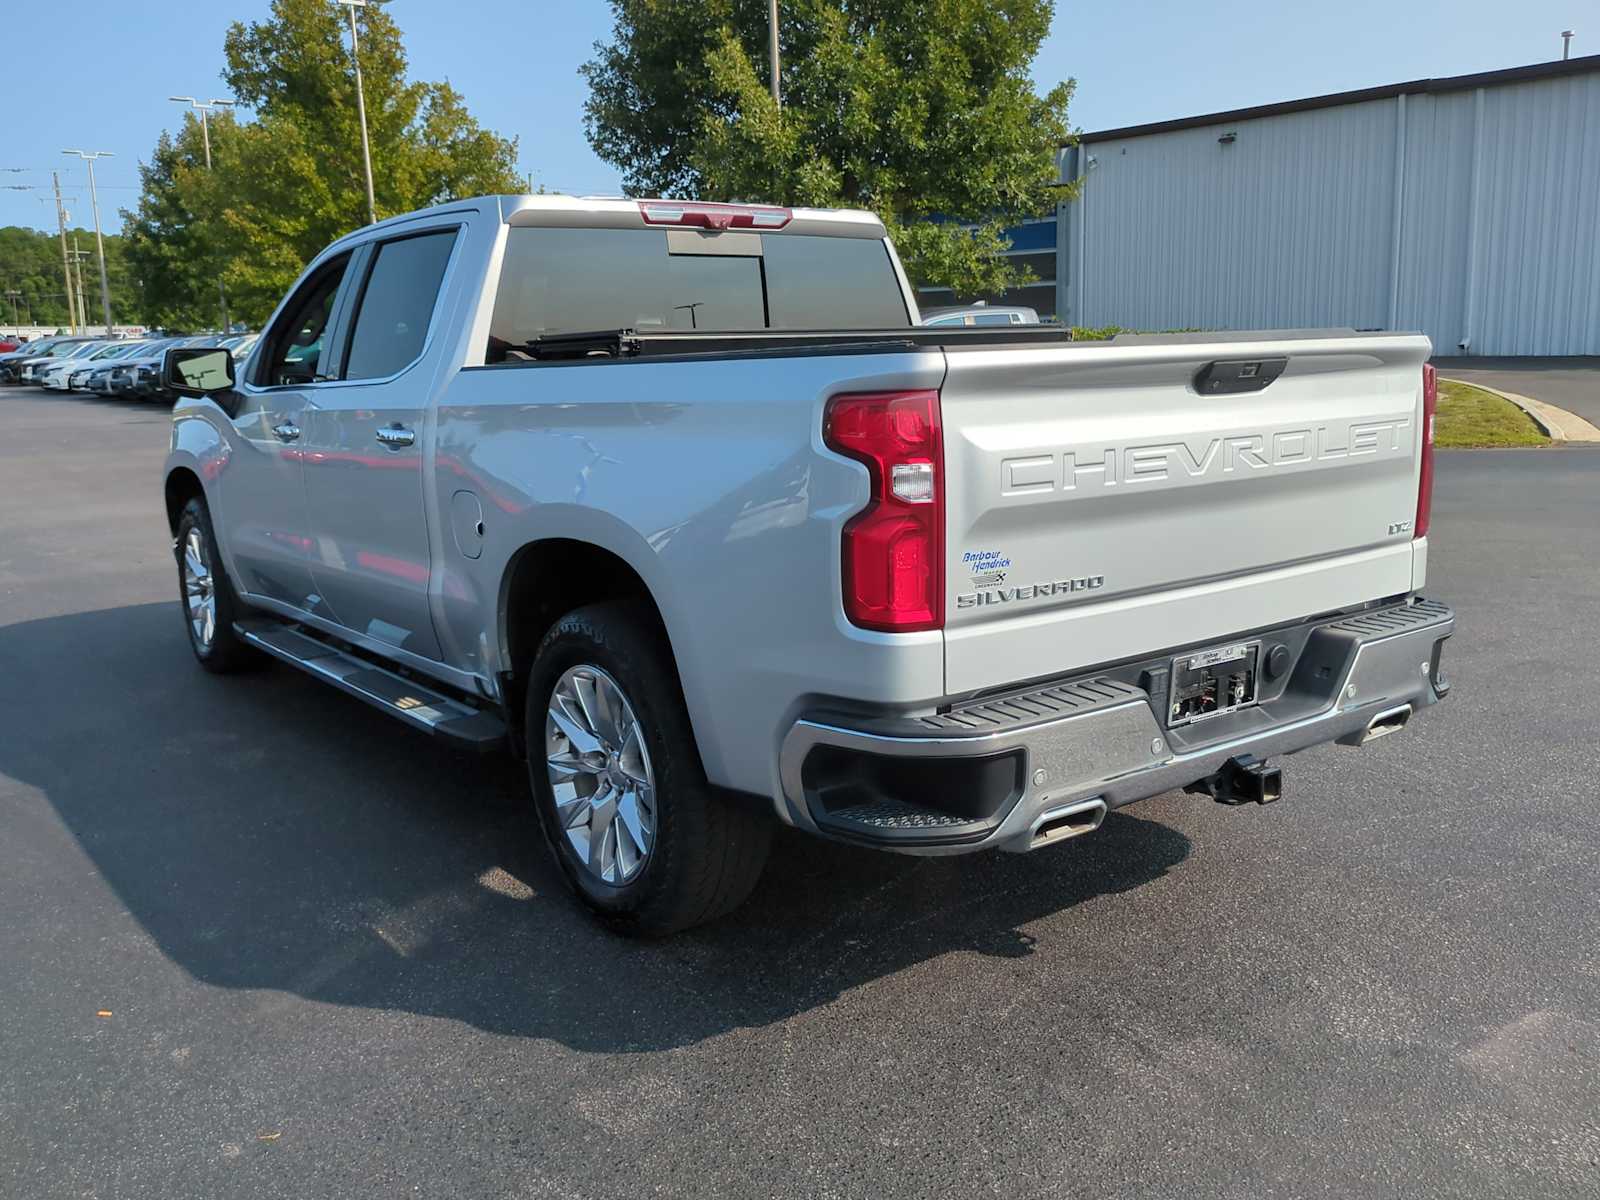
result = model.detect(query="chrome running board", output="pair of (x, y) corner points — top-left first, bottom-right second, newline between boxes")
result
(234, 617), (507, 752)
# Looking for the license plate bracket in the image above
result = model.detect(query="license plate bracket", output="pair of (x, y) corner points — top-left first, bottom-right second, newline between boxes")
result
(1167, 641), (1261, 728)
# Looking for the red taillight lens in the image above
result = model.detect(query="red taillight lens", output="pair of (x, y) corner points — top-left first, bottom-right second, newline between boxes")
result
(1416, 363), (1437, 539)
(637, 200), (792, 230)
(824, 390), (944, 632)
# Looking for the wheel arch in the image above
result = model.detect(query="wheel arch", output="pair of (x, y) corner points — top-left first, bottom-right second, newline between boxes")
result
(163, 465), (205, 534)
(497, 536), (694, 762)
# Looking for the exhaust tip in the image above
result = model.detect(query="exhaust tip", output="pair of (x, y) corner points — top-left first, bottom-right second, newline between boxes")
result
(1362, 704), (1412, 744)
(1029, 798), (1107, 848)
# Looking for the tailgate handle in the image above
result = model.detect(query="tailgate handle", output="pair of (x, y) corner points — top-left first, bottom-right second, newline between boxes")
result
(1193, 357), (1287, 395)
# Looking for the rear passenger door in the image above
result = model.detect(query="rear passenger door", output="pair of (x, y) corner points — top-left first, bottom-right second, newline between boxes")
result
(298, 225), (460, 662)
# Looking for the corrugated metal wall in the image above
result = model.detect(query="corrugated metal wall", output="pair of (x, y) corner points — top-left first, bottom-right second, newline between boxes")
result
(1064, 70), (1600, 355)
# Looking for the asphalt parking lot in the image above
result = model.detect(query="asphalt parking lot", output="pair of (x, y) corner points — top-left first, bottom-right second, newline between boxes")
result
(3, 388), (1598, 1199)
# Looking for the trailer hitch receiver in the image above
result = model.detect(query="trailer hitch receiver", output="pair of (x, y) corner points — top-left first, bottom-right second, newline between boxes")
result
(1186, 754), (1283, 806)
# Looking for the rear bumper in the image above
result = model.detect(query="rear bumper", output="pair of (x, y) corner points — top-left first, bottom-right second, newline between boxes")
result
(778, 598), (1454, 856)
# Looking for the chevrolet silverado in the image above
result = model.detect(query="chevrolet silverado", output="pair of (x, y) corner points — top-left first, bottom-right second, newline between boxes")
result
(159, 195), (1454, 934)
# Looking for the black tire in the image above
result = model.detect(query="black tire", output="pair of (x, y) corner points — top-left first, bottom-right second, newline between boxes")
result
(173, 496), (261, 674)
(525, 603), (772, 936)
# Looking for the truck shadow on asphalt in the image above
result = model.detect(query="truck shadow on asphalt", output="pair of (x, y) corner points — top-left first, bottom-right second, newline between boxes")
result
(3, 602), (1191, 1052)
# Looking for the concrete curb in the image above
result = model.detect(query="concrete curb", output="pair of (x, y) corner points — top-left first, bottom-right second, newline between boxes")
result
(1437, 377), (1600, 443)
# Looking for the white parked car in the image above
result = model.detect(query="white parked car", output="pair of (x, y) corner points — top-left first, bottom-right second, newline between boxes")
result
(71, 341), (155, 392)
(33, 340), (116, 389)
(921, 304), (1041, 327)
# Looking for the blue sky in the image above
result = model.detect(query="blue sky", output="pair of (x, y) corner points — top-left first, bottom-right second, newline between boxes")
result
(1, 0), (1587, 233)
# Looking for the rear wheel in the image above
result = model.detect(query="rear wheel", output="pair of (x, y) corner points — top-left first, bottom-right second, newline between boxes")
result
(173, 496), (260, 674)
(526, 603), (771, 936)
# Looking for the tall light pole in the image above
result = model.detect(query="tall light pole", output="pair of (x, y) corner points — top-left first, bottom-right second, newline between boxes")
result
(169, 96), (235, 170)
(170, 95), (237, 330)
(337, 0), (377, 225)
(768, 0), (781, 106)
(62, 149), (115, 335)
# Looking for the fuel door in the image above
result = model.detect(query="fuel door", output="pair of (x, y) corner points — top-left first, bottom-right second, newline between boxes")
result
(449, 490), (485, 560)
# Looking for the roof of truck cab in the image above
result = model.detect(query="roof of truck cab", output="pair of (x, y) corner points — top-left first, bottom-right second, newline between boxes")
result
(323, 194), (887, 249)
(500, 195), (887, 238)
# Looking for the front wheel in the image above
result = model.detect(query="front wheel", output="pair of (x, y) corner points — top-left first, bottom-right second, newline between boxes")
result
(526, 603), (772, 936)
(173, 496), (261, 674)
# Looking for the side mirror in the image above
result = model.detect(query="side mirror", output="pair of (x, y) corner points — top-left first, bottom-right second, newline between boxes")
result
(163, 346), (237, 399)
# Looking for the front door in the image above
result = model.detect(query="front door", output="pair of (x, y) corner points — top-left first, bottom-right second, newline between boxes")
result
(298, 228), (459, 662)
(219, 255), (353, 616)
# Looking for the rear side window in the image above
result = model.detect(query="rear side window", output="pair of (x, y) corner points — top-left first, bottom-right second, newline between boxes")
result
(488, 227), (909, 359)
(972, 313), (1014, 326)
(343, 229), (457, 381)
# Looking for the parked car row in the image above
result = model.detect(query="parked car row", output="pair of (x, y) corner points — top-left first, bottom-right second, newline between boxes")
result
(0, 333), (256, 401)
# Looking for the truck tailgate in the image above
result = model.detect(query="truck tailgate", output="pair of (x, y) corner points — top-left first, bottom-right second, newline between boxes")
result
(939, 333), (1431, 695)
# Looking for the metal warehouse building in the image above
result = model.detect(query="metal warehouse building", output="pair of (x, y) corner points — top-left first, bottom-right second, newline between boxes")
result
(923, 54), (1600, 356)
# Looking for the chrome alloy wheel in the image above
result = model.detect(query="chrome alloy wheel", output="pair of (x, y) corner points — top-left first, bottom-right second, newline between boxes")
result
(181, 527), (217, 648)
(545, 664), (657, 885)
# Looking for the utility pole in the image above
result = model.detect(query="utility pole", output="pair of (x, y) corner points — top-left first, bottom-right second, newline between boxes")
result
(337, 0), (378, 225)
(768, 0), (781, 106)
(50, 173), (79, 334)
(1562, 30), (1574, 60)
(62, 149), (115, 334)
(70, 240), (90, 332)
(170, 96), (237, 330)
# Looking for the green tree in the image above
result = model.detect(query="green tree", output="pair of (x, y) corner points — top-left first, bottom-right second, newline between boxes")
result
(124, 0), (523, 325)
(582, 0), (1075, 295)
(122, 115), (241, 330)
(0, 225), (138, 330)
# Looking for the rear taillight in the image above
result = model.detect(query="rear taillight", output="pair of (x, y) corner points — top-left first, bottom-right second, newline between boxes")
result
(1416, 363), (1437, 539)
(637, 200), (792, 230)
(824, 390), (944, 632)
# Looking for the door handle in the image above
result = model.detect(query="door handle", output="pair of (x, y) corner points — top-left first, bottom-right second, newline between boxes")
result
(376, 424), (415, 449)
(272, 422), (301, 442)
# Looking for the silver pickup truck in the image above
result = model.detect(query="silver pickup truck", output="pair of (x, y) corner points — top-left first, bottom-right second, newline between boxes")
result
(160, 195), (1454, 934)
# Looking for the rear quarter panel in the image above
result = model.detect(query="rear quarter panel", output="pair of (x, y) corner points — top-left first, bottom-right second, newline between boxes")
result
(434, 350), (948, 804)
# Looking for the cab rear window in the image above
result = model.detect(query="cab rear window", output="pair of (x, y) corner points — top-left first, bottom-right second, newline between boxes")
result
(487, 227), (909, 360)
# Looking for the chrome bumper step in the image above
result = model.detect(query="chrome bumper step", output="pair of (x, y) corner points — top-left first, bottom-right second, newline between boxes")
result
(234, 618), (507, 751)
